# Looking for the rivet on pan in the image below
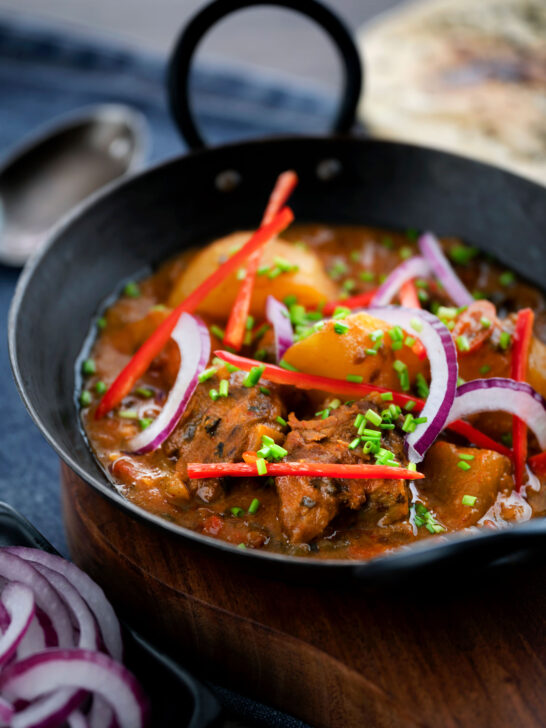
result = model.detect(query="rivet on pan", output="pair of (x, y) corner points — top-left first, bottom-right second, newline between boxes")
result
(316, 158), (342, 181)
(215, 170), (242, 192)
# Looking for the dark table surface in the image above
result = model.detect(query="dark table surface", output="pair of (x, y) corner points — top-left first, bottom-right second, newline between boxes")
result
(0, 16), (340, 727)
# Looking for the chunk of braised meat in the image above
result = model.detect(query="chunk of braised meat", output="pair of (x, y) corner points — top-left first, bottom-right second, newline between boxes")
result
(419, 441), (513, 529)
(165, 371), (286, 503)
(275, 397), (410, 544)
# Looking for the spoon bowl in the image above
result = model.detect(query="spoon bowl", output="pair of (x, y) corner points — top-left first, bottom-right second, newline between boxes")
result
(0, 104), (148, 266)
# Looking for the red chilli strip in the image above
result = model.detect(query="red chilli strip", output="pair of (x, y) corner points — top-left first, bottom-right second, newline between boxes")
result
(215, 350), (513, 458)
(187, 462), (424, 480)
(510, 308), (535, 490)
(223, 171), (298, 350)
(399, 280), (421, 309)
(95, 207), (294, 419)
(529, 451), (546, 478)
(322, 289), (378, 316)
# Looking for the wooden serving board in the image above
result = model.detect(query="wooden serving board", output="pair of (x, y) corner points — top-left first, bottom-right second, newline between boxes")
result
(61, 462), (546, 728)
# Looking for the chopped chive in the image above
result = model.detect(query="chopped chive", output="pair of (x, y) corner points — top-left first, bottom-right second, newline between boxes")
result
(350, 250), (361, 262)
(198, 367), (217, 383)
(81, 359), (96, 376)
(123, 281), (140, 298)
(332, 306), (351, 319)
(119, 409), (138, 419)
(389, 404), (402, 419)
(499, 271), (515, 287)
(259, 386), (271, 396)
(416, 373), (429, 398)
(365, 409), (382, 426)
(404, 400), (416, 411)
(342, 279), (356, 292)
(237, 543), (247, 549)
(254, 349), (267, 361)
(461, 494), (477, 507)
(334, 321), (350, 335)
(243, 365), (265, 387)
(354, 413), (365, 429)
(499, 331), (511, 350)
(473, 290), (486, 300)
(95, 381), (107, 395)
(328, 260), (348, 279)
(399, 246), (412, 260)
(210, 324), (225, 340)
(245, 315), (255, 331)
(279, 359), (298, 372)
(410, 317), (423, 333)
(381, 236), (393, 249)
(135, 386), (153, 398)
(267, 266), (282, 279)
(381, 392), (393, 401)
(380, 423), (395, 430)
(236, 267), (246, 281)
(346, 374), (363, 383)
(449, 245), (478, 265)
(413, 416), (427, 424)
(415, 279), (428, 289)
(349, 437), (361, 450)
(457, 461), (471, 471)
(391, 341), (403, 351)
(139, 417), (153, 430)
(329, 399), (341, 409)
(80, 390), (92, 407)
(480, 317), (491, 329)
(315, 408), (330, 419)
(456, 335), (470, 352)
(405, 336), (416, 347)
(457, 377), (466, 387)
(294, 241), (307, 250)
(230, 507), (244, 517)
(402, 414), (415, 433)
(209, 388), (219, 401)
(362, 428), (382, 439)
(219, 379), (229, 397)
(438, 306), (457, 320)
(408, 463), (417, 472)
(501, 432), (513, 447)
(97, 317), (107, 330)
(274, 256), (298, 273)
(389, 326), (404, 342)
(248, 498), (260, 515)
(256, 458), (267, 476)
(283, 295), (298, 308)
(257, 265), (270, 276)
(359, 271), (375, 282)
(479, 365), (491, 375)
(276, 415), (287, 427)
(370, 329), (384, 342)
(418, 290), (429, 303)
(458, 453), (475, 461)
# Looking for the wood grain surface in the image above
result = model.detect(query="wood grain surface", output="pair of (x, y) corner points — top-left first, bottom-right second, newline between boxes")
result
(61, 462), (546, 728)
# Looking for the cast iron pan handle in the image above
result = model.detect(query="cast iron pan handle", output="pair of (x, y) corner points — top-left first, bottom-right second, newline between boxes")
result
(168, 0), (363, 149)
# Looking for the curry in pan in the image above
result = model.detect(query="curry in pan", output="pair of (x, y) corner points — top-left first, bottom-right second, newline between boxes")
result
(80, 172), (546, 559)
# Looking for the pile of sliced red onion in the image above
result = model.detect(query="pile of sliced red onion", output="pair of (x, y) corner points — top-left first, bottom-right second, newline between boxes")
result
(129, 313), (210, 455)
(266, 295), (293, 362)
(0, 547), (148, 727)
(367, 306), (459, 462)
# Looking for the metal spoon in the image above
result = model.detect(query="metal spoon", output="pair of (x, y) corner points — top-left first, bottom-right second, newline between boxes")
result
(0, 104), (149, 267)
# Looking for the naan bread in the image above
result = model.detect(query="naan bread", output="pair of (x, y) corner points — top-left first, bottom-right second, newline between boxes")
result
(357, 0), (546, 185)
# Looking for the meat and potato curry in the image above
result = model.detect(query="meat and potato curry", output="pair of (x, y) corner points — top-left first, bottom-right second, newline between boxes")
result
(80, 173), (546, 560)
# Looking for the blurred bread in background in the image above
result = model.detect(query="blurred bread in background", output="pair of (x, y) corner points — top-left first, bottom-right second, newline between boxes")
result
(357, 0), (546, 185)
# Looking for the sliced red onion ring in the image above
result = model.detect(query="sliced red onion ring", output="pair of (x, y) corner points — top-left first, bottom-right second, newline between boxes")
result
(1, 650), (149, 728)
(367, 306), (459, 462)
(0, 552), (73, 648)
(266, 295), (293, 361)
(10, 687), (84, 728)
(0, 584), (34, 666)
(0, 697), (13, 726)
(370, 256), (431, 306)
(128, 313), (211, 454)
(68, 710), (89, 728)
(7, 548), (122, 661)
(32, 564), (98, 650)
(16, 617), (46, 661)
(446, 378), (546, 450)
(89, 697), (115, 728)
(0, 602), (9, 633)
(419, 232), (473, 307)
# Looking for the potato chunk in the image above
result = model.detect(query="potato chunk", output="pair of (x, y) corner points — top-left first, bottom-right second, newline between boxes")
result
(283, 311), (427, 391)
(419, 441), (513, 529)
(168, 232), (336, 318)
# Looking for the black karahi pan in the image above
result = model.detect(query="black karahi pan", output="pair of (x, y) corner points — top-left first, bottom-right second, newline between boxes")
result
(8, 0), (546, 585)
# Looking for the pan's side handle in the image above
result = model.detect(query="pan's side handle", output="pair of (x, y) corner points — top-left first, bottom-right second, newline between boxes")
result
(168, 0), (363, 150)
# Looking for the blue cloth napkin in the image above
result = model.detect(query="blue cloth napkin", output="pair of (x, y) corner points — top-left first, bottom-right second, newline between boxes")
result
(0, 16), (338, 727)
